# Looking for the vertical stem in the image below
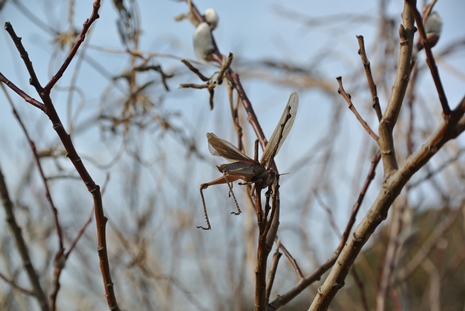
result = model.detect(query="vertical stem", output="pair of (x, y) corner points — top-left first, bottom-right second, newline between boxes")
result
(0, 167), (50, 311)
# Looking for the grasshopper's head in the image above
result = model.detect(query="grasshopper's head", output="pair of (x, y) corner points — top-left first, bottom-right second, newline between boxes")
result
(253, 168), (276, 189)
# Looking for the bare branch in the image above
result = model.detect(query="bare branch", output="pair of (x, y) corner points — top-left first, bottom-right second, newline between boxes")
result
(1, 1), (121, 309)
(356, 35), (383, 121)
(44, 0), (101, 93)
(406, 0), (450, 115)
(336, 76), (379, 141)
(0, 166), (50, 311)
(308, 5), (417, 309)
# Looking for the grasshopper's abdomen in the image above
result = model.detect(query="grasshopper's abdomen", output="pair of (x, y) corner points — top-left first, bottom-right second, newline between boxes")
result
(217, 162), (251, 172)
(217, 162), (266, 182)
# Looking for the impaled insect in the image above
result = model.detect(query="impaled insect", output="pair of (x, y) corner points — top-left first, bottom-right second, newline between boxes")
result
(198, 92), (299, 230)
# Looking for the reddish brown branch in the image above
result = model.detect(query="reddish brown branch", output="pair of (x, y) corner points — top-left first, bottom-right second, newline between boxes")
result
(44, 1), (101, 93)
(1, 1), (120, 310)
(3, 23), (44, 93)
(0, 73), (44, 110)
(406, 0), (450, 116)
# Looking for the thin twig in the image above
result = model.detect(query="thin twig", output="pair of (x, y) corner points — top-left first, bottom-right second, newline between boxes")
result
(277, 238), (304, 280)
(217, 53), (234, 84)
(266, 244), (282, 303)
(268, 151), (381, 310)
(0, 73), (44, 110)
(356, 35), (383, 121)
(314, 190), (342, 237)
(0, 273), (36, 296)
(406, 63), (419, 156)
(336, 76), (379, 141)
(3, 23), (44, 93)
(351, 266), (369, 311)
(2, 83), (65, 311)
(409, 146), (465, 188)
(375, 199), (406, 311)
(181, 59), (210, 81)
(0, 166), (50, 311)
(44, 1), (101, 93)
(393, 206), (461, 284)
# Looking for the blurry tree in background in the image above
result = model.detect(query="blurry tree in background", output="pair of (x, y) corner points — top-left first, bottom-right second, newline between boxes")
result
(0, 0), (465, 310)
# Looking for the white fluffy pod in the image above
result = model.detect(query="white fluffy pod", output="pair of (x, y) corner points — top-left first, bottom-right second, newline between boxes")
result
(193, 22), (215, 61)
(413, 11), (443, 59)
(424, 11), (442, 48)
(204, 8), (219, 30)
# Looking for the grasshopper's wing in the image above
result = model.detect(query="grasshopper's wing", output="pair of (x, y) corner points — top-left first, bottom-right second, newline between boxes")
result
(206, 133), (255, 163)
(260, 92), (299, 167)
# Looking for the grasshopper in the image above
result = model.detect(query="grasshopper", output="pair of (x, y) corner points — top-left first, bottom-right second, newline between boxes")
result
(198, 92), (299, 230)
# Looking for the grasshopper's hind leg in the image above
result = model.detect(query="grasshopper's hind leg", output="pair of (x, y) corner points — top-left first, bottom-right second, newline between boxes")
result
(198, 185), (212, 230)
(222, 174), (241, 215)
